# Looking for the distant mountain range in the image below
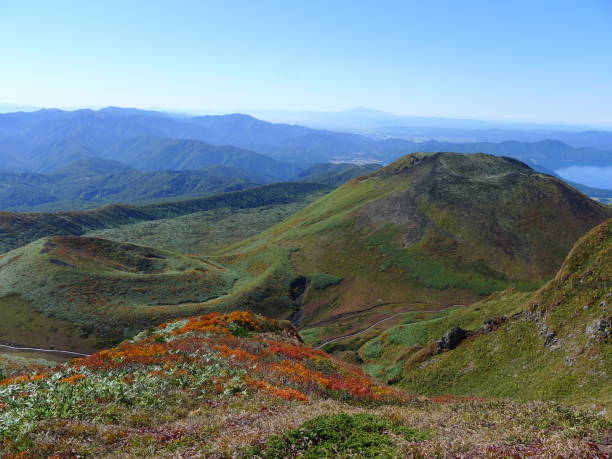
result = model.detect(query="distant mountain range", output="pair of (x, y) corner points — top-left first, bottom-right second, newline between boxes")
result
(0, 157), (256, 211)
(241, 106), (588, 130)
(240, 107), (612, 149)
(0, 107), (610, 212)
(103, 136), (299, 183)
(1, 107), (611, 169)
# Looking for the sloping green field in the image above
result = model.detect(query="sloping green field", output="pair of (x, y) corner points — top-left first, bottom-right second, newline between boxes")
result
(360, 219), (612, 406)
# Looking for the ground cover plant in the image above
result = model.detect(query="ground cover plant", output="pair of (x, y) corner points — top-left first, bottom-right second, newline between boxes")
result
(0, 187), (329, 354)
(0, 311), (609, 458)
(0, 311), (404, 456)
(245, 412), (429, 458)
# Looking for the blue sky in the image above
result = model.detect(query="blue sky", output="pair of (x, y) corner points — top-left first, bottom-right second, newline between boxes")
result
(1, 0), (611, 125)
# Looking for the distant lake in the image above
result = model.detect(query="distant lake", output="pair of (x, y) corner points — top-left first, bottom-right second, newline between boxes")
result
(556, 166), (612, 189)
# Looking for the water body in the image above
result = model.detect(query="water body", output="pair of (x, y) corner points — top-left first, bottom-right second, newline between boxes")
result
(556, 166), (612, 189)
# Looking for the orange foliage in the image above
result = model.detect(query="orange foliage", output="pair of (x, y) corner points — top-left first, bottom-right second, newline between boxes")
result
(2, 311), (407, 407)
(75, 341), (182, 370)
(267, 341), (327, 361)
(0, 375), (30, 386)
(214, 344), (260, 362)
(245, 378), (308, 402)
(171, 311), (274, 336)
(6, 452), (32, 459)
(0, 372), (47, 386)
(59, 374), (87, 384)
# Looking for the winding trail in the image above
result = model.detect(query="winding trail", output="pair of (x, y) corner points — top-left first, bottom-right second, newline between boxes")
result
(308, 301), (441, 327)
(314, 312), (410, 349)
(0, 343), (89, 357)
(314, 305), (463, 350)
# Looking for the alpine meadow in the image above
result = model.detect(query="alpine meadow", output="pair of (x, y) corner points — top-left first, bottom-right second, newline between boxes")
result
(0, 1), (610, 457)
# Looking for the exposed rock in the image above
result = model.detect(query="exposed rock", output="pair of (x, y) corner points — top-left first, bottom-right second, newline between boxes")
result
(585, 319), (611, 343)
(481, 316), (507, 334)
(579, 270), (593, 282)
(543, 331), (557, 347)
(436, 327), (471, 352)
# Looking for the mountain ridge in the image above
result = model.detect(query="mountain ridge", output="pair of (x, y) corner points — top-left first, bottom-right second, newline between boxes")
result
(224, 152), (610, 346)
(0, 182), (331, 253)
(1, 107), (611, 171)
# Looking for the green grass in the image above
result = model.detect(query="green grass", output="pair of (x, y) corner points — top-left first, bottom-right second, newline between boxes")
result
(361, 338), (384, 359)
(299, 327), (321, 345)
(245, 413), (429, 458)
(358, 291), (531, 382)
(367, 224), (540, 295)
(400, 319), (609, 406)
(0, 309), (609, 457)
(308, 273), (343, 290)
(361, 220), (612, 407)
(0, 295), (103, 352)
(89, 198), (324, 254)
(0, 182), (331, 254)
(0, 236), (239, 348)
(218, 153), (603, 342)
(384, 318), (443, 347)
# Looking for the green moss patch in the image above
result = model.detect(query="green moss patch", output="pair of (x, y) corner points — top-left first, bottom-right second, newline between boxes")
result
(308, 273), (343, 290)
(247, 413), (428, 458)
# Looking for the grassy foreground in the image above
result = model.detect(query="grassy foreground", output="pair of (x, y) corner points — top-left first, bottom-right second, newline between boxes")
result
(0, 311), (609, 457)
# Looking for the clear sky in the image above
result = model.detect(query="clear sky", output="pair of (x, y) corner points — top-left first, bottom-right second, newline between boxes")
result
(1, 0), (611, 125)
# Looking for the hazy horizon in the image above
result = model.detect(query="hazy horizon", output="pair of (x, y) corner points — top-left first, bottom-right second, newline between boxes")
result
(2, 0), (612, 126)
(1, 103), (611, 131)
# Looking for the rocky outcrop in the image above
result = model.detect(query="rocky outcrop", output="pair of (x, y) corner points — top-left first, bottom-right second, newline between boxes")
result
(436, 327), (472, 352)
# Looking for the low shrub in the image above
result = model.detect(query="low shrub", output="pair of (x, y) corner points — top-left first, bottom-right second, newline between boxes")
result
(246, 413), (428, 458)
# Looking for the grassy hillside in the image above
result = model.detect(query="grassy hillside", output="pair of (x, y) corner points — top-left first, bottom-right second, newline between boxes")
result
(1, 153), (607, 365)
(88, 198), (324, 254)
(0, 186), (331, 354)
(0, 311), (608, 457)
(359, 219), (611, 406)
(0, 237), (237, 349)
(0, 182), (331, 253)
(225, 153), (611, 345)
